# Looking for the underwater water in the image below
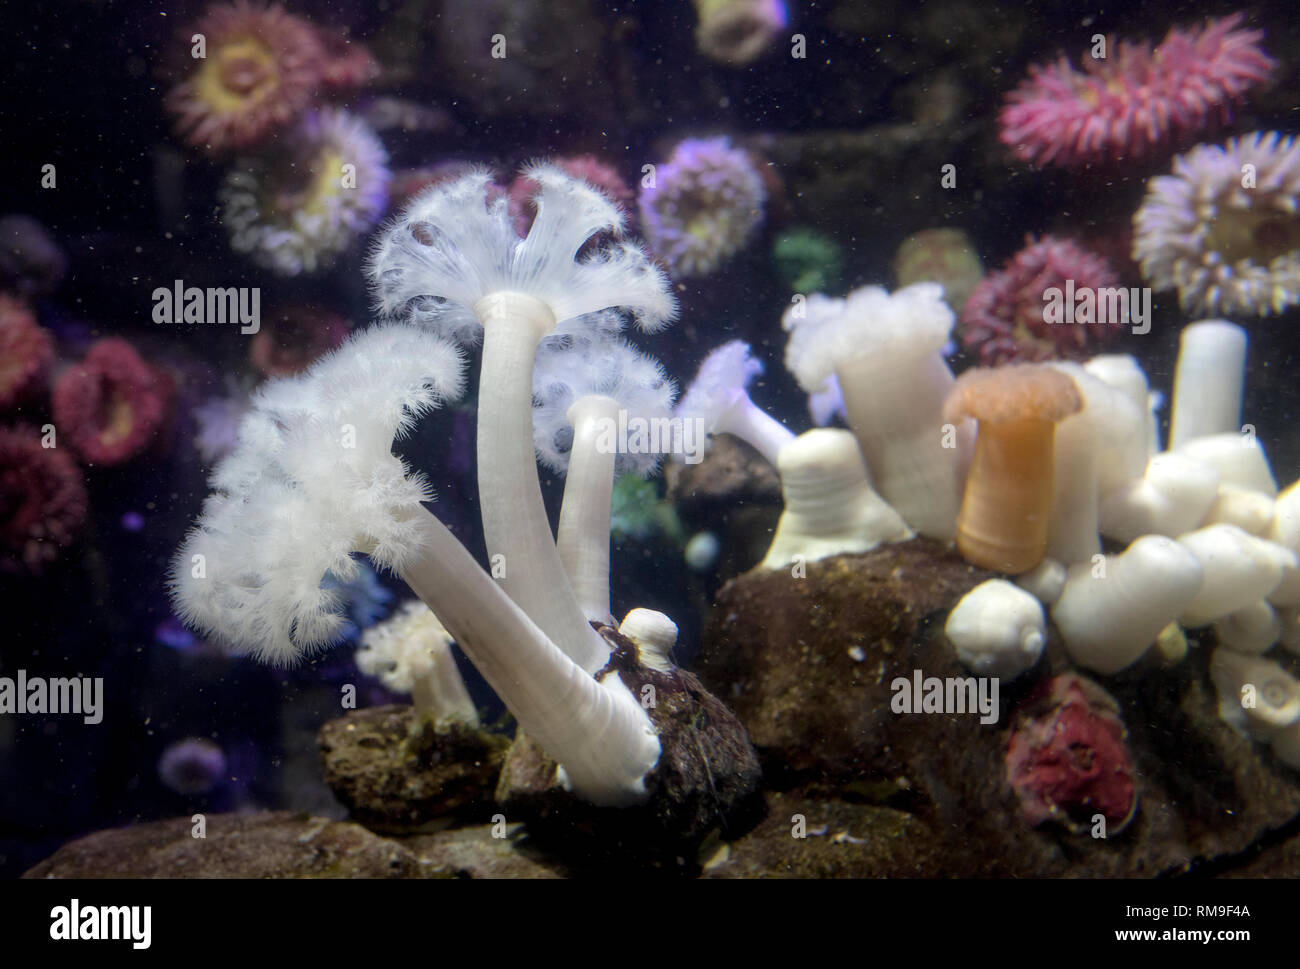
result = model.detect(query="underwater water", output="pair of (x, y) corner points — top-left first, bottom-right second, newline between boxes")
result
(4, 0), (1300, 893)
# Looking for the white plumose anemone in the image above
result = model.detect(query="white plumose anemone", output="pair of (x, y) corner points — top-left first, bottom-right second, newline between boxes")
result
(170, 323), (662, 807)
(1166, 321), (1247, 449)
(1176, 524), (1292, 627)
(759, 428), (912, 570)
(1051, 535), (1204, 675)
(676, 339), (794, 466)
(357, 600), (480, 727)
(783, 282), (970, 541)
(368, 165), (675, 675)
(533, 332), (677, 623)
(171, 324), (462, 664)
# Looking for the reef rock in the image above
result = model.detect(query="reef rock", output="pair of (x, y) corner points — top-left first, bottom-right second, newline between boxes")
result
(666, 432), (781, 508)
(318, 704), (510, 834)
(696, 537), (1300, 876)
(495, 623), (764, 866)
(22, 811), (579, 879)
(23, 813), (424, 879)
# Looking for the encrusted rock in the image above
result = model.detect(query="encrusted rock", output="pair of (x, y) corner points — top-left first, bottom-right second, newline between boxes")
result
(701, 791), (946, 878)
(495, 623), (764, 867)
(666, 432), (782, 509)
(319, 704), (510, 834)
(697, 538), (1300, 876)
(23, 812), (424, 879)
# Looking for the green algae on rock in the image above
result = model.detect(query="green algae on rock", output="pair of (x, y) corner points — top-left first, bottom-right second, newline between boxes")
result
(319, 704), (511, 835)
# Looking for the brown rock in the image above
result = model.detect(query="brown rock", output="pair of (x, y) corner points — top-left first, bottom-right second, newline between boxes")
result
(318, 704), (511, 834)
(403, 823), (575, 878)
(22, 811), (580, 879)
(22, 812), (424, 879)
(702, 792), (945, 878)
(666, 433), (782, 509)
(495, 623), (764, 868)
(696, 539), (1300, 876)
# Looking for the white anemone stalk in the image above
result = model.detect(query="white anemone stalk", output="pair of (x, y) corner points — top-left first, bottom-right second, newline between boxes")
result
(368, 166), (676, 674)
(357, 600), (480, 727)
(1015, 557), (1067, 604)
(676, 340), (795, 466)
(1044, 362), (1147, 566)
(1213, 600), (1281, 656)
(1176, 524), (1292, 627)
(1176, 432), (1278, 496)
(1051, 535), (1204, 674)
(1099, 451), (1221, 544)
(1083, 354), (1157, 460)
(1168, 320), (1247, 450)
(1267, 480), (1300, 605)
(783, 283), (970, 540)
(170, 324), (661, 806)
(759, 428), (912, 570)
(533, 333), (676, 624)
(1204, 484), (1275, 535)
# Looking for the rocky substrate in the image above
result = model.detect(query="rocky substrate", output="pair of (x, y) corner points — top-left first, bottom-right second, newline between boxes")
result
(27, 539), (1300, 878)
(317, 705), (511, 834)
(696, 538), (1300, 876)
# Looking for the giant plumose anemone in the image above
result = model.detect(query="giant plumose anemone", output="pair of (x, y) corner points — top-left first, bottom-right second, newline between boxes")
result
(176, 166), (762, 823)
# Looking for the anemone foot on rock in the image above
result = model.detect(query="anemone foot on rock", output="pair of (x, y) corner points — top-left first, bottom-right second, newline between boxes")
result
(495, 624), (764, 866)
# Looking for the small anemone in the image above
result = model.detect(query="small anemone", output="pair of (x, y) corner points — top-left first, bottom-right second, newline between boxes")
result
(1135, 131), (1300, 317)
(221, 108), (390, 276)
(164, 1), (327, 153)
(638, 138), (766, 278)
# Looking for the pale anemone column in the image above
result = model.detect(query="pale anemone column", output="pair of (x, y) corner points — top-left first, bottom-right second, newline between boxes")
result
(677, 340), (795, 467)
(368, 166), (676, 674)
(1168, 320), (1247, 449)
(1051, 535), (1204, 675)
(533, 333), (677, 625)
(1044, 362), (1147, 567)
(783, 283), (970, 541)
(759, 428), (913, 570)
(356, 600), (480, 728)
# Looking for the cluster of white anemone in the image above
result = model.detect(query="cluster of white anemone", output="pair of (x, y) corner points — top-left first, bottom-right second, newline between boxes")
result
(675, 282), (964, 577)
(175, 166), (685, 806)
(672, 279), (1300, 769)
